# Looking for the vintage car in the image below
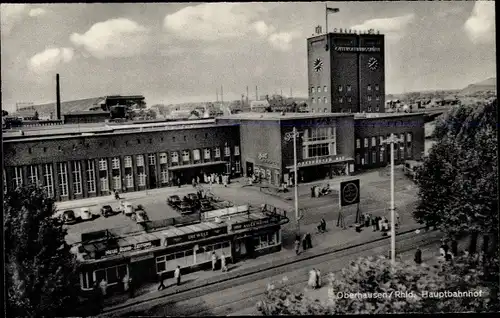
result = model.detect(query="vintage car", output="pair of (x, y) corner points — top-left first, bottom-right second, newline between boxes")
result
(199, 199), (213, 212)
(121, 201), (134, 216)
(167, 195), (182, 208)
(100, 205), (114, 217)
(80, 207), (93, 221)
(62, 210), (78, 225)
(177, 201), (194, 215)
(134, 209), (149, 223)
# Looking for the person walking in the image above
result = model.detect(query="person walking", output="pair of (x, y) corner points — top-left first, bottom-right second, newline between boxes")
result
(396, 211), (401, 229)
(92, 281), (102, 314)
(221, 252), (227, 272)
(192, 177), (196, 188)
(302, 234), (308, 251)
(414, 247), (422, 265)
(294, 237), (301, 255)
(211, 251), (218, 271)
(128, 276), (135, 298)
(308, 268), (318, 289)
(174, 266), (181, 286)
(321, 218), (327, 232)
(114, 190), (120, 200)
(306, 233), (313, 249)
(157, 272), (166, 291)
(315, 268), (322, 288)
(122, 273), (130, 292)
(99, 278), (108, 297)
(177, 177), (181, 188)
(371, 215), (377, 231)
(196, 175), (200, 185)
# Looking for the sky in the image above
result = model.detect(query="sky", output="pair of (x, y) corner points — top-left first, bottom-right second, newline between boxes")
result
(1, 1), (496, 112)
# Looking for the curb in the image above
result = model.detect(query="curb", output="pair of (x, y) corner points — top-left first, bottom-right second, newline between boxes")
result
(102, 225), (426, 314)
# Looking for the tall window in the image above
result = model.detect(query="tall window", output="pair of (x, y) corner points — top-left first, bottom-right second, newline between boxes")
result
(372, 151), (377, 164)
(347, 85), (351, 92)
(407, 132), (412, 142)
(215, 147), (221, 158)
(112, 157), (120, 170)
(368, 96), (372, 101)
(317, 86), (320, 92)
(400, 133), (405, 142)
(235, 161), (241, 173)
(376, 96), (380, 101)
(356, 139), (361, 149)
(148, 154), (156, 166)
(379, 149), (384, 162)
(159, 153), (168, 164)
(338, 85), (343, 92)
(99, 159), (107, 171)
(308, 143), (329, 157)
(193, 149), (201, 161)
(112, 175), (121, 191)
(58, 163), (68, 197)
(234, 146), (240, 156)
(136, 155), (144, 167)
(371, 137), (376, 147)
(161, 167), (168, 184)
(138, 173), (146, 186)
(204, 148), (211, 160)
(86, 160), (96, 193)
(338, 97), (343, 103)
(171, 152), (179, 163)
(379, 136), (384, 145)
(311, 87), (315, 93)
(367, 84), (372, 91)
(324, 86), (328, 92)
(182, 150), (190, 162)
(99, 158), (109, 192)
(364, 138), (368, 147)
(347, 97), (352, 103)
(375, 84), (379, 91)
(324, 97), (328, 104)
(28, 165), (38, 185)
(125, 173), (134, 188)
(364, 152), (369, 165)
(43, 164), (54, 197)
(224, 145), (230, 157)
(72, 161), (82, 195)
(124, 156), (132, 168)
(312, 98), (315, 104)
(225, 162), (231, 174)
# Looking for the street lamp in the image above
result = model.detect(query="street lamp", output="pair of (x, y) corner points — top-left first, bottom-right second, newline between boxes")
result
(284, 127), (301, 234)
(381, 133), (403, 264)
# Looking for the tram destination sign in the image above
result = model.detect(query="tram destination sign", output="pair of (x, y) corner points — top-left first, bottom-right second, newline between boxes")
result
(165, 227), (228, 246)
(340, 179), (360, 207)
(102, 239), (161, 257)
(231, 216), (277, 231)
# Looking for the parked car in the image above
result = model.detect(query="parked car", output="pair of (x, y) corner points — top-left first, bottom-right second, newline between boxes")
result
(100, 205), (114, 217)
(167, 195), (181, 207)
(199, 199), (213, 212)
(177, 201), (194, 215)
(80, 207), (93, 221)
(185, 193), (199, 203)
(121, 201), (134, 216)
(62, 210), (78, 225)
(134, 209), (149, 223)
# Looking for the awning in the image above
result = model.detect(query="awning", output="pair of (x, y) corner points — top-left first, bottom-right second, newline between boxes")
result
(286, 157), (353, 169)
(168, 161), (226, 170)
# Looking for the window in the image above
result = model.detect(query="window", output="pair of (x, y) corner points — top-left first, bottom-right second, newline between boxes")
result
(324, 97), (328, 104)
(204, 148), (211, 160)
(368, 107), (372, 112)
(235, 161), (241, 173)
(368, 96), (372, 101)
(347, 85), (352, 92)
(136, 155), (144, 167)
(356, 139), (361, 149)
(28, 165), (38, 185)
(376, 106), (379, 111)
(400, 145), (404, 159)
(317, 86), (321, 92)
(256, 232), (279, 250)
(311, 87), (315, 93)
(112, 157), (120, 170)
(58, 163), (68, 197)
(124, 156), (132, 168)
(379, 150), (384, 162)
(99, 159), (107, 171)
(407, 133), (412, 142)
(368, 85), (372, 91)
(323, 108), (328, 112)
(379, 136), (384, 145)
(234, 146), (240, 156)
(171, 152), (179, 163)
(364, 138), (368, 147)
(356, 154), (361, 165)
(160, 152), (168, 164)
(215, 148), (221, 158)
(376, 95), (380, 101)
(375, 84), (379, 91)
(339, 97), (343, 103)
(372, 151), (377, 164)
(364, 152), (369, 165)
(224, 145), (230, 157)
(225, 162), (231, 174)
(100, 176), (109, 192)
(72, 161), (82, 195)
(312, 98), (315, 104)
(400, 133), (405, 142)
(407, 145), (413, 158)
(148, 154), (156, 166)
(338, 85), (343, 92)
(307, 127), (332, 141)
(161, 168), (168, 184)
(347, 97), (352, 103)
(112, 175), (121, 190)
(182, 150), (190, 162)
(138, 173), (146, 186)
(307, 143), (330, 157)
(95, 265), (127, 286)
(126, 174), (134, 188)
(371, 137), (376, 147)
(324, 86), (328, 92)
(43, 164), (54, 197)
(86, 160), (96, 193)
(193, 149), (201, 161)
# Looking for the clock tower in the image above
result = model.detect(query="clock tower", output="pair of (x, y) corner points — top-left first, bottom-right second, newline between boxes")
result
(307, 30), (385, 113)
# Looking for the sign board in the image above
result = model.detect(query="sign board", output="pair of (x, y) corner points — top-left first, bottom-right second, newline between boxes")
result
(340, 179), (360, 207)
(202, 205), (249, 220)
(231, 216), (278, 231)
(102, 239), (160, 257)
(165, 226), (228, 246)
(334, 46), (381, 53)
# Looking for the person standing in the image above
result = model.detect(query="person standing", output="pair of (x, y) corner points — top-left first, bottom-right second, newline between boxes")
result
(302, 234), (308, 251)
(221, 252), (227, 272)
(174, 266), (181, 286)
(99, 278), (108, 297)
(177, 177), (181, 188)
(197, 175), (200, 185)
(306, 233), (313, 249)
(396, 211), (401, 229)
(315, 268), (322, 288)
(122, 273), (129, 292)
(414, 247), (422, 265)
(211, 251), (218, 271)
(308, 268), (317, 289)
(371, 215), (377, 231)
(321, 218), (327, 232)
(295, 237), (301, 255)
(157, 272), (166, 291)
(128, 276), (135, 298)
(92, 281), (102, 314)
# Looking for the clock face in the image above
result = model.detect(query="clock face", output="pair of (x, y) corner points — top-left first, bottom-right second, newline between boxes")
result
(368, 57), (379, 71)
(313, 58), (323, 72)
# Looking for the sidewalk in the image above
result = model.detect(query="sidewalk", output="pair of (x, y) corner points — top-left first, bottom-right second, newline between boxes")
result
(100, 217), (425, 313)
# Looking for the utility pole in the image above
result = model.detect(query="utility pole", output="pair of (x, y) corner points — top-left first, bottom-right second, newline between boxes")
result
(382, 133), (403, 265)
(221, 85), (224, 104)
(284, 128), (301, 234)
(246, 86), (249, 106)
(216, 88), (219, 102)
(256, 86), (258, 101)
(290, 87), (293, 98)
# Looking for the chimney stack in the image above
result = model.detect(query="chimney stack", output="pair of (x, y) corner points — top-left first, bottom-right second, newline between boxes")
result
(56, 74), (61, 120)
(255, 86), (258, 101)
(221, 85), (224, 103)
(216, 88), (219, 102)
(246, 86), (249, 106)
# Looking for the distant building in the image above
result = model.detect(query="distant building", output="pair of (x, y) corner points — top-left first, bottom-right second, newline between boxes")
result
(250, 100), (270, 112)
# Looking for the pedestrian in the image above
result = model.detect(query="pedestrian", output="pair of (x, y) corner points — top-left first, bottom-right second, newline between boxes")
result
(294, 237), (301, 255)
(221, 252), (227, 272)
(364, 214), (371, 228)
(99, 278), (108, 297)
(396, 211), (400, 229)
(192, 178), (196, 188)
(157, 272), (166, 291)
(414, 247), (422, 265)
(92, 281), (102, 314)
(114, 190), (120, 200)
(197, 175), (200, 184)
(316, 268), (322, 288)
(317, 222), (323, 233)
(321, 218), (327, 232)
(177, 177), (181, 188)
(122, 273), (129, 292)
(302, 234), (307, 251)
(371, 215), (377, 231)
(311, 186), (315, 198)
(308, 268), (317, 289)
(174, 266), (181, 286)
(306, 233), (313, 249)
(451, 239), (458, 257)
(128, 276), (135, 298)
(211, 251), (217, 271)
(377, 216), (383, 232)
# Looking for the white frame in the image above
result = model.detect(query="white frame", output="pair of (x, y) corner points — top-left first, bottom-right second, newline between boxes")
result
(193, 149), (201, 161)
(182, 150), (190, 162)
(204, 148), (211, 159)
(126, 174), (134, 188)
(161, 168), (168, 183)
(124, 156), (133, 168)
(159, 153), (168, 164)
(86, 160), (96, 193)
(224, 145), (230, 157)
(13, 167), (23, 188)
(356, 139), (361, 149)
(112, 175), (121, 191)
(98, 159), (107, 171)
(72, 161), (83, 195)
(112, 157), (120, 170)
(58, 163), (69, 197)
(148, 154), (156, 166)
(234, 146), (240, 156)
(215, 147), (221, 158)
(171, 152), (179, 163)
(43, 164), (54, 197)
(138, 173), (146, 186)
(136, 155), (145, 167)
(28, 165), (38, 185)
(235, 160), (241, 173)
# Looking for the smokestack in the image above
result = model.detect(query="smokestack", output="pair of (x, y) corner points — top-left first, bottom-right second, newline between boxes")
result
(290, 87), (293, 98)
(221, 85), (224, 103)
(246, 86), (249, 106)
(56, 73), (61, 120)
(256, 86), (258, 101)
(216, 88), (219, 102)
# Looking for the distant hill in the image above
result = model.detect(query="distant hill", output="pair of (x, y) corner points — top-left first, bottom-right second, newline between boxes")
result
(459, 77), (496, 95)
(16, 97), (104, 117)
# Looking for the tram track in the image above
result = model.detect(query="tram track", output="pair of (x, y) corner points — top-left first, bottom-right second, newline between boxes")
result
(103, 228), (441, 317)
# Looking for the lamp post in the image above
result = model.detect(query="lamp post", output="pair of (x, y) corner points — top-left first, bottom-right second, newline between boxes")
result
(284, 127), (301, 234)
(381, 133), (403, 264)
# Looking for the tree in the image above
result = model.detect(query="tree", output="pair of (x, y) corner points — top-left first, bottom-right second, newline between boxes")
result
(257, 256), (499, 315)
(414, 100), (498, 242)
(4, 185), (80, 317)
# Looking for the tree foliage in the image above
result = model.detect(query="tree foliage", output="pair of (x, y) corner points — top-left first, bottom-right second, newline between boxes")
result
(414, 100), (498, 238)
(258, 256), (499, 315)
(4, 185), (80, 317)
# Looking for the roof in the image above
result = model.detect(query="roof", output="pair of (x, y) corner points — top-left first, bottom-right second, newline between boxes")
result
(353, 112), (423, 120)
(19, 97), (104, 117)
(219, 112), (353, 121)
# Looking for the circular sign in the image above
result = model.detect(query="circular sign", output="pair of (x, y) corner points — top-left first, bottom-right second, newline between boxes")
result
(342, 182), (359, 204)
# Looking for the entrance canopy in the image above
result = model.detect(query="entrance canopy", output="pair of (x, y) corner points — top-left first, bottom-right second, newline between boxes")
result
(168, 161), (226, 170)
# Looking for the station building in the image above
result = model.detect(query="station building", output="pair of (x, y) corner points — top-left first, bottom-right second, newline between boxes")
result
(3, 112), (424, 201)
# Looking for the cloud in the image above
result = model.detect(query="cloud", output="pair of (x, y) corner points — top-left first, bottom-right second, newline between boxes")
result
(253, 21), (276, 37)
(464, 1), (495, 44)
(268, 31), (300, 52)
(163, 3), (267, 41)
(351, 14), (415, 39)
(29, 8), (47, 17)
(28, 47), (74, 74)
(1, 4), (28, 35)
(70, 18), (151, 59)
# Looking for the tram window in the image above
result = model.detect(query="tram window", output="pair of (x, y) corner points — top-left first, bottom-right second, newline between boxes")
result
(81, 271), (94, 289)
(106, 267), (119, 284)
(205, 245), (213, 252)
(166, 254), (175, 261)
(175, 252), (185, 260)
(117, 265), (127, 278)
(185, 250), (193, 257)
(157, 261), (166, 273)
(197, 247), (205, 253)
(215, 243), (222, 251)
(95, 269), (106, 283)
(222, 242), (230, 249)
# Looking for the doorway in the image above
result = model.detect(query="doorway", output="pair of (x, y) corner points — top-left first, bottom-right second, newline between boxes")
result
(246, 162), (254, 177)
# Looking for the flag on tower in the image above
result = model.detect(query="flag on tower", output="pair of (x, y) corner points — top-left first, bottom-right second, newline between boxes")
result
(327, 7), (339, 13)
